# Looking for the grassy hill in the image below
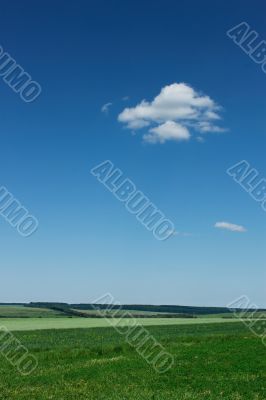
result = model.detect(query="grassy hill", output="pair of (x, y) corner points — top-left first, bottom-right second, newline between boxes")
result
(0, 305), (65, 318)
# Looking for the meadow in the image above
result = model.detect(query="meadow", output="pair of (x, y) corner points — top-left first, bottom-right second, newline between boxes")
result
(0, 321), (265, 399)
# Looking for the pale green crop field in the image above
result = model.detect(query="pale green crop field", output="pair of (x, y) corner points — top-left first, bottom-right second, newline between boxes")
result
(0, 316), (242, 331)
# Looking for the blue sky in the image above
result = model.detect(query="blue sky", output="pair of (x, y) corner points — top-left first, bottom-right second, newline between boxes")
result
(0, 0), (265, 306)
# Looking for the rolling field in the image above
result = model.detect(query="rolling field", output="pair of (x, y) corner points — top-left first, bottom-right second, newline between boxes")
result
(0, 322), (265, 399)
(201, 312), (266, 319)
(71, 308), (183, 317)
(0, 316), (242, 331)
(0, 305), (64, 318)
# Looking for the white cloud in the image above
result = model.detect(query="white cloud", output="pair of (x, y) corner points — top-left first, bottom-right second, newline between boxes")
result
(127, 119), (150, 129)
(144, 121), (190, 144)
(214, 222), (247, 232)
(118, 83), (225, 143)
(101, 102), (112, 114)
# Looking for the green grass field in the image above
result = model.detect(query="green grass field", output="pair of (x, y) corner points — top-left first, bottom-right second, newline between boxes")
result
(0, 321), (265, 399)
(0, 316), (242, 331)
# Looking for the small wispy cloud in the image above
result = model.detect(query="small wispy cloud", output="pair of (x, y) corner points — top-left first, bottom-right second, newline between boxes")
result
(196, 136), (205, 143)
(101, 102), (112, 114)
(165, 229), (194, 238)
(214, 222), (247, 232)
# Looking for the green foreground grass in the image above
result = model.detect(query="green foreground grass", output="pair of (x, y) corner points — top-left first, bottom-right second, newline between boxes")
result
(0, 321), (265, 399)
(0, 317), (242, 331)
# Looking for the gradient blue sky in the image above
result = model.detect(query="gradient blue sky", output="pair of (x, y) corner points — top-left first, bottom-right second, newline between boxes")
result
(0, 0), (265, 306)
